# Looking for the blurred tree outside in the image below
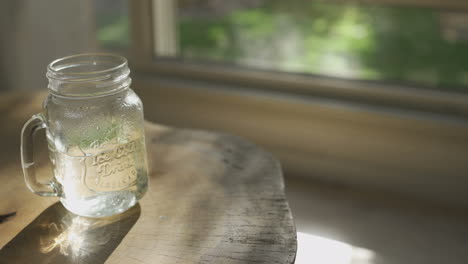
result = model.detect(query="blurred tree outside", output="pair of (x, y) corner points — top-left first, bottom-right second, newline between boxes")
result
(177, 0), (468, 93)
(95, 0), (129, 49)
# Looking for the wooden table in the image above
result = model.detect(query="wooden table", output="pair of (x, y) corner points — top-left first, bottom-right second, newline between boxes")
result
(0, 92), (297, 264)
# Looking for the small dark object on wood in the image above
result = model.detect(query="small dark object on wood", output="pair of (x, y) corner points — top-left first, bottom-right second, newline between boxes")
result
(0, 212), (16, 224)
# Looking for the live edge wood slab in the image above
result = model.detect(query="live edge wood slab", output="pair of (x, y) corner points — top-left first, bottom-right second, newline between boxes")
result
(0, 92), (297, 264)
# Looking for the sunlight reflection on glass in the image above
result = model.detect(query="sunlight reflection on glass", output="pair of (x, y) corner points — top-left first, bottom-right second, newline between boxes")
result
(40, 214), (114, 259)
(296, 232), (375, 264)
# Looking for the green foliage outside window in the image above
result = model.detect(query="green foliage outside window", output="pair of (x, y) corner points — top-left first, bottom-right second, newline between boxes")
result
(178, 1), (468, 92)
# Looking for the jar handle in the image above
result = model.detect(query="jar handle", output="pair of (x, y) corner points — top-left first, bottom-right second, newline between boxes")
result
(20, 114), (60, 197)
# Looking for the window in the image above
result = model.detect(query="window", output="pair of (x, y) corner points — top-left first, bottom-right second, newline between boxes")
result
(128, 1), (468, 205)
(150, 0), (468, 94)
(95, 0), (130, 50)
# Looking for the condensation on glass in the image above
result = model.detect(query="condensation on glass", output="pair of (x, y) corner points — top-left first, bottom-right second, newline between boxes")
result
(20, 54), (149, 217)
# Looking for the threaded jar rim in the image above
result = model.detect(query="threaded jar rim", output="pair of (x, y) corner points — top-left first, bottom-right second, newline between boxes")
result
(47, 53), (131, 98)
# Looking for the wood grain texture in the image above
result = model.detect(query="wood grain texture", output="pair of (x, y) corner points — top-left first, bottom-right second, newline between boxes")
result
(0, 92), (297, 263)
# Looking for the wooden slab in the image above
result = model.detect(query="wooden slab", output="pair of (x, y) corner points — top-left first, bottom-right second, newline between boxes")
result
(0, 92), (297, 263)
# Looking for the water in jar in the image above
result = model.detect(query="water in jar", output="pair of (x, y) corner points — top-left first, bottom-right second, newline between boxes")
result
(48, 123), (148, 217)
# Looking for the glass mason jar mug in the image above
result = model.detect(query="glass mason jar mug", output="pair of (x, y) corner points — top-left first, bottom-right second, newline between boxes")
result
(20, 54), (149, 217)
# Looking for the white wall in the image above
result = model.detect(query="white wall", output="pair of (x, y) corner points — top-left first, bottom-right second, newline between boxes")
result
(0, 0), (96, 92)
